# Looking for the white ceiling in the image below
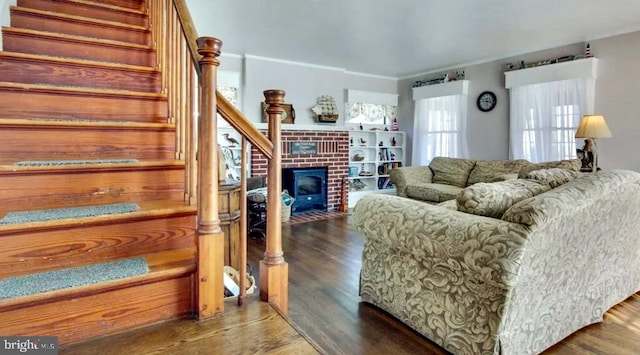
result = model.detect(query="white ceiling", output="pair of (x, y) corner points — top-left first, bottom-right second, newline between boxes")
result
(188, 0), (640, 78)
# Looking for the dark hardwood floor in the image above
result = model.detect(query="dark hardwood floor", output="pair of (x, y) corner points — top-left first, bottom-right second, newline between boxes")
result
(62, 215), (640, 354)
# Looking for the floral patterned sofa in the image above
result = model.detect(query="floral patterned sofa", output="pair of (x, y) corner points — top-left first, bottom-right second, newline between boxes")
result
(353, 169), (640, 355)
(389, 156), (581, 203)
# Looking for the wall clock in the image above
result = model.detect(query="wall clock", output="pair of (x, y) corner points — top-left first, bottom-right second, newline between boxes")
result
(477, 91), (497, 112)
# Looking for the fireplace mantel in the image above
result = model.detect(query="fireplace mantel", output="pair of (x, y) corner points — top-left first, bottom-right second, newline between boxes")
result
(254, 123), (351, 132)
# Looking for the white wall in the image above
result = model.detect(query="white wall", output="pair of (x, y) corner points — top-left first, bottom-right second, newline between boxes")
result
(399, 33), (640, 171)
(0, 0), (17, 50)
(243, 56), (345, 125)
(216, 55), (398, 127)
(590, 31), (640, 171)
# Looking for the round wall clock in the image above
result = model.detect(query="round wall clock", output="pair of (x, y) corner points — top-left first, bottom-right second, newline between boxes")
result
(477, 91), (497, 112)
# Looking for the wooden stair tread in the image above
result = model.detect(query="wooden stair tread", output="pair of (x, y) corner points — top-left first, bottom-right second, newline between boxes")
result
(11, 6), (149, 32)
(0, 81), (166, 99)
(0, 117), (173, 129)
(0, 199), (196, 234)
(0, 247), (196, 311)
(0, 51), (159, 73)
(22, 0), (147, 16)
(2, 27), (153, 50)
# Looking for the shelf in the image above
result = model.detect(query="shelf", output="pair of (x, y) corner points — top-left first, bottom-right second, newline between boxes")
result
(348, 130), (405, 208)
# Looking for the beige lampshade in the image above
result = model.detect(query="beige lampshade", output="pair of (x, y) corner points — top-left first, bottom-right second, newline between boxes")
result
(575, 115), (612, 138)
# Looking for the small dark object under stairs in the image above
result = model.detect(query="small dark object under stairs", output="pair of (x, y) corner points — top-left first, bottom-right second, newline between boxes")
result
(0, 0), (198, 345)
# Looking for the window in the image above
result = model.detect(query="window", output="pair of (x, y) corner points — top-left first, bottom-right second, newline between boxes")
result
(509, 78), (592, 162)
(345, 90), (398, 127)
(218, 87), (238, 108)
(412, 95), (468, 166)
(505, 58), (597, 163)
(345, 103), (396, 125)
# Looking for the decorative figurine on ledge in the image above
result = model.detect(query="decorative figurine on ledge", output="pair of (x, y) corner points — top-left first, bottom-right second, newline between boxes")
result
(391, 137), (397, 146)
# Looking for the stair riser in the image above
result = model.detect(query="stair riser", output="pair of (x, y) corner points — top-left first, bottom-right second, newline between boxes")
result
(0, 126), (175, 163)
(11, 9), (151, 46)
(0, 57), (161, 92)
(17, 0), (147, 27)
(0, 167), (185, 216)
(3, 31), (155, 67)
(0, 89), (167, 122)
(85, 0), (146, 12)
(0, 215), (195, 278)
(0, 276), (193, 345)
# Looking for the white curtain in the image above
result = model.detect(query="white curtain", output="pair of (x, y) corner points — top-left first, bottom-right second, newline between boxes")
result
(412, 95), (468, 166)
(510, 78), (593, 162)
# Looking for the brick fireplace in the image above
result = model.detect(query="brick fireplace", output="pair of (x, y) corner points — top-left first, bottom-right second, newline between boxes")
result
(250, 129), (349, 212)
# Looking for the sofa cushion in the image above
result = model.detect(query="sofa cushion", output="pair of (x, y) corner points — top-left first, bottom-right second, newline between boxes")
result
(456, 179), (551, 219)
(518, 159), (581, 178)
(437, 199), (458, 210)
(429, 157), (476, 188)
(524, 168), (580, 188)
(406, 183), (463, 203)
(467, 159), (530, 185)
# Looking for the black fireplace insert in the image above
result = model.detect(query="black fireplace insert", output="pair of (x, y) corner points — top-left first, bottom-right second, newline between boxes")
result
(282, 167), (328, 215)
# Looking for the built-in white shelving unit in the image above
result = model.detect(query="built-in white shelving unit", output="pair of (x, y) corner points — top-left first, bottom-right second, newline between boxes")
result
(348, 130), (405, 208)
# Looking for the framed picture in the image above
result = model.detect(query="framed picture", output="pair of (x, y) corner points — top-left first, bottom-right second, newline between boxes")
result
(262, 102), (295, 124)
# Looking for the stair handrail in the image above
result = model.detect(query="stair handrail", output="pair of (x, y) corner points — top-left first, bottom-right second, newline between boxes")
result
(150, 0), (289, 317)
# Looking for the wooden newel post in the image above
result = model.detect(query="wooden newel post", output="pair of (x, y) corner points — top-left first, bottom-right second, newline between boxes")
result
(260, 90), (289, 314)
(196, 36), (225, 319)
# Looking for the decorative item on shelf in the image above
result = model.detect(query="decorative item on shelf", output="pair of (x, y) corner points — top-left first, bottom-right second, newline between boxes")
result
(585, 43), (592, 58)
(384, 127), (389, 131)
(359, 164), (373, 176)
(348, 166), (359, 177)
(310, 95), (339, 123)
(350, 137), (353, 146)
(390, 153), (396, 161)
(391, 118), (399, 131)
(378, 141), (383, 147)
(359, 124), (363, 131)
(575, 115), (612, 173)
(391, 137), (397, 146)
(222, 133), (240, 147)
(352, 150), (365, 161)
(349, 179), (367, 191)
(358, 138), (367, 146)
(261, 102), (295, 124)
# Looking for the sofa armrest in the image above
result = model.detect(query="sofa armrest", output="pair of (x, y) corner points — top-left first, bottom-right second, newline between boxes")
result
(389, 166), (433, 197)
(352, 193), (529, 354)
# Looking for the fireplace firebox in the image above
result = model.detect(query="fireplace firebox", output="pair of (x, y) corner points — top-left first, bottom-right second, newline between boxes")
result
(282, 167), (328, 215)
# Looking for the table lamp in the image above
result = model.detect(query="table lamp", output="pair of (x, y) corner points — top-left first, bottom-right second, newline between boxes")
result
(575, 115), (612, 172)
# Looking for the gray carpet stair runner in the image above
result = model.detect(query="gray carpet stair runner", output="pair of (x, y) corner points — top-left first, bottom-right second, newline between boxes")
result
(14, 159), (139, 166)
(0, 203), (140, 224)
(0, 257), (149, 299)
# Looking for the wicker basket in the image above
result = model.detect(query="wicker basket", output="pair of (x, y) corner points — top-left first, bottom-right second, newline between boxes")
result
(223, 265), (256, 297)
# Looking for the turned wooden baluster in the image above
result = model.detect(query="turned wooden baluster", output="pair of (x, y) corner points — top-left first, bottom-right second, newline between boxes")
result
(196, 36), (225, 319)
(260, 90), (289, 314)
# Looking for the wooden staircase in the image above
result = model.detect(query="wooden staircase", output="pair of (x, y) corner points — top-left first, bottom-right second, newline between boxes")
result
(0, 0), (199, 345)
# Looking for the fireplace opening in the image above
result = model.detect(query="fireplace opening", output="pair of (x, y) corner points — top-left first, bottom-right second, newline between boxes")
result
(282, 167), (328, 215)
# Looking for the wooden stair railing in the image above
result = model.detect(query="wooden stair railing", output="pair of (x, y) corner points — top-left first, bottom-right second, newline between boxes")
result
(151, 0), (289, 316)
